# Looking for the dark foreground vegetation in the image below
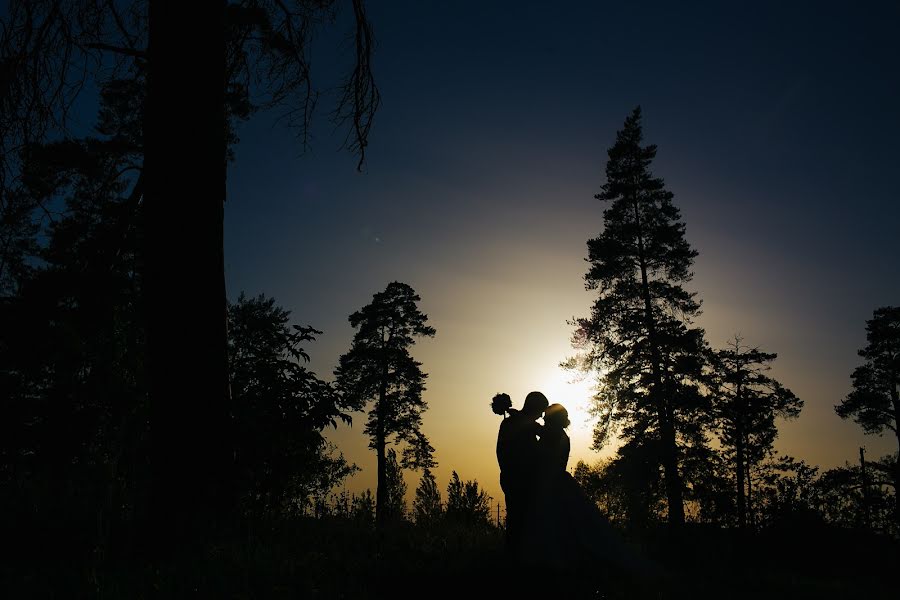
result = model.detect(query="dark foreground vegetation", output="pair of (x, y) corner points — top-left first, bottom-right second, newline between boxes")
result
(4, 510), (897, 599)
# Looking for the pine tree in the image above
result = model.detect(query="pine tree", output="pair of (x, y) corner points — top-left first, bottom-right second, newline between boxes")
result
(568, 107), (707, 527)
(334, 281), (436, 528)
(351, 489), (376, 526)
(710, 336), (802, 528)
(412, 468), (443, 525)
(381, 448), (407, 521)
(835, 306), (900, 527)
(445, 471), (491, 526)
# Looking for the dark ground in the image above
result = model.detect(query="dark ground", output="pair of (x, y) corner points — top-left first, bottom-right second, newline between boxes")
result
(4, 515), (896, 599)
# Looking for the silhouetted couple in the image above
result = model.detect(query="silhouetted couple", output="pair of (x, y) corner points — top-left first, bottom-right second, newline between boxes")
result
(493, 391), (653, 578)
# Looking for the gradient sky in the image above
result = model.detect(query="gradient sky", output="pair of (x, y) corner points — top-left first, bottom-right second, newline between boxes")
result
(223, 1), (900, 506)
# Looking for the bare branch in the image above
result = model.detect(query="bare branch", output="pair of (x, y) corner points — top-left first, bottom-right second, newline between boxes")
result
(82, 41), (146, 59)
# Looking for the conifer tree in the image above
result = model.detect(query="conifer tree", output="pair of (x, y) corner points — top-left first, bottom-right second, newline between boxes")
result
(335, 281), (436, 527)
(445, 471), (491, 526)
(412, 468), (443, 525)
(835, 306), (900, 527)
(568, 107), (707, 526)
(710, 336), (802, 528)
(381, 448), (407, 521)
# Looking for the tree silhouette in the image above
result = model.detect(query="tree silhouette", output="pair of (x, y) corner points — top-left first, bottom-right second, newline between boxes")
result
(0, 0), (379, 555)
(445, 471), (491, 527)
(817, 454), (897, 533)
(753, 455), (820, 527)
(412, 468), (443, 525)
(710, 336), (802, 529)
(227, 293), (356, 514)
(0, 75), (148, 586)
(567, 106), (706, 527)
(381, 448), (408, 522)
(334, 281), (436, 528)
(835, 306), (900, 527)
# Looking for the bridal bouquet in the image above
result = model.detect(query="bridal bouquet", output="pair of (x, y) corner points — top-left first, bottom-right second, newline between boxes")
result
(491, 392), (512, 415)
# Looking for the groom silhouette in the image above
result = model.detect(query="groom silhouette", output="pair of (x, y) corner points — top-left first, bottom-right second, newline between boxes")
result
(496, 391), (549, 560)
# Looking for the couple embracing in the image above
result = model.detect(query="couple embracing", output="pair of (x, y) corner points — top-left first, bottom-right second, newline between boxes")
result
(493, 391), (654, 577)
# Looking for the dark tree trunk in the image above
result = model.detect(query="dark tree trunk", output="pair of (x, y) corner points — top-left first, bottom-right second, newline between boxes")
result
(746, 453), (754, 530)
(735, 382), (746, 529)
(859, 447), (871, 529)
(375, 351), (388, 529)
(735, 423), (745, 529)
(633, 197), (685, 528)
(144, 0), (231, 559)
(891, 381), (899, 529)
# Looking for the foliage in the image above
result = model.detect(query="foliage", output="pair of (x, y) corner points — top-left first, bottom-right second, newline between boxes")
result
(835, 307), (899, 437)
(412, 468), (443, 525)
(445, 471), (492, 527)
(0, 1), (383, 561)
(0, 74), (149, 579)
(381, 448), (408, 521)
(835, 306), (899, 527)
(0, 72), (359, 578)
(228, 292), (357, 514)
(749, 455), (821, 529)
(573, 446), (666, 528)
(680, 442), (736, 525)
(816, 453), (897, 534)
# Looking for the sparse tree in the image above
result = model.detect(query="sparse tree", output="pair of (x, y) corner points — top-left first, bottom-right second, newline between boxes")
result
(710, 336), (802, 529)
(567, 106), (707, 527)
(835, 306), (900, 527)
(334, 281), (436, 527)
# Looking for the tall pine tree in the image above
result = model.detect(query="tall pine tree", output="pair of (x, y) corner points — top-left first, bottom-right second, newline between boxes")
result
(568, 107), (706, 527)
(335, 281), (435, 528)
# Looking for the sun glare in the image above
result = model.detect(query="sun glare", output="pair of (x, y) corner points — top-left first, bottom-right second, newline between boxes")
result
(537, 364), (596, 432)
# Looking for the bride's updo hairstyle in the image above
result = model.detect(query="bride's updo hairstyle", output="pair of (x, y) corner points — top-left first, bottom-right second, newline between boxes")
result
(544, 403), (570, 429)
(491, 393), (513, 416)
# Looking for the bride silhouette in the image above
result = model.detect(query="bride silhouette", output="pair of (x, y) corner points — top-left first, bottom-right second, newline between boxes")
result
(495, 396), (656, 577)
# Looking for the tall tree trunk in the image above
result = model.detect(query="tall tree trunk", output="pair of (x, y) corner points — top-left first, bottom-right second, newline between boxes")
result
(375, 350), (388, 529)
(891, 379), (899, 529)
(735, 420), (746, 529)
(746, 447), (754, 530)
(735, 380), (746, 529)
(144, 0), (230, 560)
(859, 447), (871, 529)
(632, 196), (685, 527)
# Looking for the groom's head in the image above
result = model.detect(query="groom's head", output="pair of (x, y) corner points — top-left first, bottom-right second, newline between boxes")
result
(522, 391), (549, 420)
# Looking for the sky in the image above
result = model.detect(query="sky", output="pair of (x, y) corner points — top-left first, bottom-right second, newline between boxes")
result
(223, 1), (900, 506)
